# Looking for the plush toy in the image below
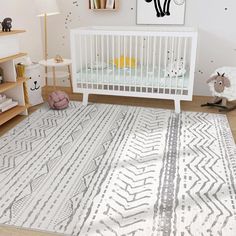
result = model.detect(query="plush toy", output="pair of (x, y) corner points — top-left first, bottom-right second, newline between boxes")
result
(1, 18), (12, 32)
(113, 56), (136, 69)
(48, 91), (69, 110)
(54, 55), (64, 63)
(88, 61), (107, 70)
(164, 50), (186, 77)
(164, 59), (186, 77)
(201, 68), (236, 112)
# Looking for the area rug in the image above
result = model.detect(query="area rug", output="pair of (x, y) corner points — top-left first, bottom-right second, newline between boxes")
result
(0, 102), (236, 236)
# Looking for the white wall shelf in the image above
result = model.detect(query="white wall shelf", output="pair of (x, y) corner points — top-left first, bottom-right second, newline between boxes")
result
(89, 0), (119, 11)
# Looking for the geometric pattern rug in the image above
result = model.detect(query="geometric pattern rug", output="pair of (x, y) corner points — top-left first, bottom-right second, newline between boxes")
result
(0, 102), (236, 236)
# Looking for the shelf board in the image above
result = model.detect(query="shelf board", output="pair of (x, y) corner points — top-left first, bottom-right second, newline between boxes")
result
(46, 71), (70, 79)
(0, 77), (28, 93)
(0, 30), (26, 37)
(0, 105), (27, 126)
(91, 8), (117, 11)
(0, 52), (27, 64)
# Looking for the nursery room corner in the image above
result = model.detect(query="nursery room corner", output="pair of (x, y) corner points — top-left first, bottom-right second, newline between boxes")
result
(0, 0), (236, 236)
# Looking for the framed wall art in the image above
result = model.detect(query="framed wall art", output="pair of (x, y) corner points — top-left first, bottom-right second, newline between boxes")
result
(137, 0), (186, 25)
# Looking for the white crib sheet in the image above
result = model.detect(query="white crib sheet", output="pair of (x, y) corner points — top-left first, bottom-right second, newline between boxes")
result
(76, 66), (189, 89)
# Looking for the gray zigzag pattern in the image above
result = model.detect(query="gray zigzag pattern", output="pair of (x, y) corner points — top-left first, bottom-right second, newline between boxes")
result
(0, 103), (235, 236)
(176, 112), (236, 236)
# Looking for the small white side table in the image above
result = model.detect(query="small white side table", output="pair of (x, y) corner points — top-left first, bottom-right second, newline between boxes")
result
(39, 59), (72, 90)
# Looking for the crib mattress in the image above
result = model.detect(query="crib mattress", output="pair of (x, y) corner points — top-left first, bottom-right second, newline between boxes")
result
(76, 67), (190, 89)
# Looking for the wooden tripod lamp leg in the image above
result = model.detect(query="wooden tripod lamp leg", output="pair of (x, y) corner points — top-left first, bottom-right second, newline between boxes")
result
(44, 14), (48, 61)
(44, 14), (48, 87)
(68, 65), (73, 92)
(53, 66), (56, 89)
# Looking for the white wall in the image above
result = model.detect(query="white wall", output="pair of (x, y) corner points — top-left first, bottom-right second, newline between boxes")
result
(0, 0), (43, 61)
(47, 0), (236, 96)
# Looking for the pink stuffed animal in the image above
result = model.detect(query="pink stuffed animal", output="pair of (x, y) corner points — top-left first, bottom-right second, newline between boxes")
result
(48, 91), (69, 110)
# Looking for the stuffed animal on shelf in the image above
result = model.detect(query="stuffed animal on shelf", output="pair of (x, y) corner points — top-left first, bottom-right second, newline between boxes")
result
(1, 18), (12, 32)
(0, 67), (4, 84)
(201, 68), (236, 112)
(113, 56), (136, 69)
(48, 91), (69, 110)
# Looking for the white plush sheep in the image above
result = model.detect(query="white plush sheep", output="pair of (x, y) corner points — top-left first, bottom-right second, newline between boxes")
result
(207, 67), (236, 101)
(202, 67), (236, 111)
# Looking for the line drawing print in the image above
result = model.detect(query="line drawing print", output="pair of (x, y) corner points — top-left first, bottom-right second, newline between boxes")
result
(144, 0), (185, 17)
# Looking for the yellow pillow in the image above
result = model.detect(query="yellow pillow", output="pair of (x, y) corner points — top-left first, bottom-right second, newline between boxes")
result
(113, 56), (136, 69)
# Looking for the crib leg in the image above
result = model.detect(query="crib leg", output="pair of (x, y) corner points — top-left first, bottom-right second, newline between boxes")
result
(174, 99), (181, 114)
(82, 93), (89, 106)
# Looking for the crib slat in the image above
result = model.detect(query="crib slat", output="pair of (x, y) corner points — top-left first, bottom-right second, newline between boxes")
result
(95, 34), (98, 89)
(107, 35), (110, 90)
(85, 35), (88, 85)
(170, 37), (175, 94)
(101, 35), (104, 90)
(152, 36), (156, 94)
(158, 37), (162, 94)
(141, 36), (144, 91)
(112, 35), (115, 86)
(164, 37), (168, 93)
(135, 36), (138, 92)
(182, 37), (187, 95)
(123, 35), (126, 88)
(79, 35), (83, 87)
(176, 37), (181, 95)
(118, 35), (121, 90)
(146, 36), (150, 91)
(90, 35), (93, 88)
(129, 35), (132, 91)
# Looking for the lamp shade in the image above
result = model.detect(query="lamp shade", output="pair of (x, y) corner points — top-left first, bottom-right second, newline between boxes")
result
(35, 0), (60, 17)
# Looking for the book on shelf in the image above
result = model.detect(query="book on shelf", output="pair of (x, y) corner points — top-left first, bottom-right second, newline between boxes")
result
(0, 100), (18, 113)
(93, 0), (100, 9)
(100, 0), (106, 9)
(90, 0), (94, 9)
(106, 0), (115, 9)
(0, 98), (13, 109)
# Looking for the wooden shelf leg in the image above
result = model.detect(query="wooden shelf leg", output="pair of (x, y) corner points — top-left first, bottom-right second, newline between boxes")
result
(52, 66), (56, 90)
(45, 66), (48, 87)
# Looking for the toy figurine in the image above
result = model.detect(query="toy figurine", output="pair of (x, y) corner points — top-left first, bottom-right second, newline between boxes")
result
(1, 18), (12, 32)
(54, 55), (64, 63)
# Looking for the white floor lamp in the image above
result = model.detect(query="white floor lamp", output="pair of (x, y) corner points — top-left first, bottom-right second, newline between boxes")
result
(35, 0), (60, 61)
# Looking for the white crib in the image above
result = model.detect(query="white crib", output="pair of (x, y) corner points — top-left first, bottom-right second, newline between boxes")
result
(70, 26), (198, 113)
